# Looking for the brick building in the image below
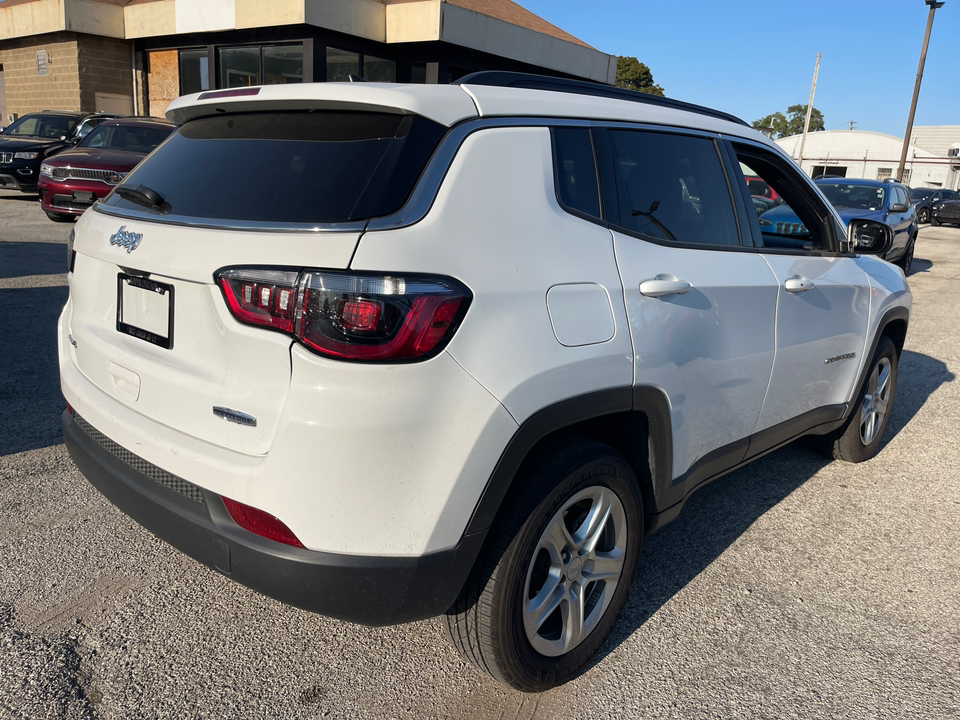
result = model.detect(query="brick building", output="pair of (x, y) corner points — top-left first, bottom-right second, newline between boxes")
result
(0, 0), (615, 124)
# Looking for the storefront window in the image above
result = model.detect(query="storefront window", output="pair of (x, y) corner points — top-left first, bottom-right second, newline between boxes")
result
(410, 63), (427, 84)
(220, 45), (303, 88)
(179, 49), (210, 95)
(263, 45), (303, 84)
(220, 47), (260, 88)
(327, 47), (360, 82)
(364, 54), (396, 83)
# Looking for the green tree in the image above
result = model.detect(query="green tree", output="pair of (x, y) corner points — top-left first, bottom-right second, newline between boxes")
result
(615, 56), (665, 96)
(753, 104), (825, 139)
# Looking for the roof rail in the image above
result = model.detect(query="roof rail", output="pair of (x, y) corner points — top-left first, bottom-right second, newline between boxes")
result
(453, 71), (749, 127)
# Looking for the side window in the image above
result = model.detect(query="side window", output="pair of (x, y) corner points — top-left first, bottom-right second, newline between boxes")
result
(897, 187), (909, 207)
(600, 130), (740, 247)
(731, 143), (832, 253)
(551, 127), (601, 220)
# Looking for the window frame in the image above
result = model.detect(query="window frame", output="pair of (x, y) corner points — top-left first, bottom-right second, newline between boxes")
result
(591, 124), (750, 253)
(723, 138), (850, 257)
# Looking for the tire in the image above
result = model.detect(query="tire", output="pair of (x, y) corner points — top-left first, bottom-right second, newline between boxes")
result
(918, 207), (929, 224)
(896, 236), (915, 275)
(44, 210), (76, 223)
(825, 335), (898, 463)
(445, 439), (643, 692)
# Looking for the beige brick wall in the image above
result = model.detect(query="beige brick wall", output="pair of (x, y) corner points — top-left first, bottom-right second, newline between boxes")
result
(0, 34), (82, 118)
(0, 32), (133, 120)
(77, 34), (133, 112)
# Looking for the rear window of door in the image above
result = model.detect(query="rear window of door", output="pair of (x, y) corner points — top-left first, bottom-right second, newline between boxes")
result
(101, 111), (446, 225)
(595, 129), (741, 248)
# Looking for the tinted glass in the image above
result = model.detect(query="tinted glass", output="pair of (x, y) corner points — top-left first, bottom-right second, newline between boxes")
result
(818, 183), (885, 211)
(180, 49), (210, 95)
(364, 55), (396, 82)
(220, 47), (260, 87)
(80, 125), (173, 152)
(606, 130), (739, 246)
(327, 47), (360, 82)
(263, 45), (303, 84)
(102, 111), (446, 224)
(5, 114), (78, 138)
(911, 188), (933, 200)
(552, 128), (601, 219)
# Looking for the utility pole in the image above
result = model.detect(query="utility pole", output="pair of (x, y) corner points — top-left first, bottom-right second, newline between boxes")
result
(897, 0), (945, 183)
(796, 52), (821, 173)
(848, 121), (857, 131)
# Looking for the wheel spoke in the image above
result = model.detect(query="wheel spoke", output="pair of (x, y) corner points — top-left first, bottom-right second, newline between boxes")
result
(875, 397), (888, 418)
(582, 550), (624, 583)
(560, 583), (586, 653)
(542, 515), (575, 558)
(572, 490), (613, 554)
(876, 362), (891, 400)
(524, 574), (565, 635)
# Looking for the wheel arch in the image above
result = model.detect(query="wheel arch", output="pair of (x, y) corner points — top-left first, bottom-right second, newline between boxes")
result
(463, 387), (674, 539)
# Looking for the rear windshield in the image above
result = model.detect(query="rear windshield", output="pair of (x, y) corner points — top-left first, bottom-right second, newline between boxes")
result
(100, 111), (446, 225)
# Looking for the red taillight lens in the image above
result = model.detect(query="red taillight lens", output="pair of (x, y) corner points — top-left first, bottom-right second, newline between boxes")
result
(215, 267), (471, 362)
(221, 496), (305, 548)
(216, 269), (299, 333)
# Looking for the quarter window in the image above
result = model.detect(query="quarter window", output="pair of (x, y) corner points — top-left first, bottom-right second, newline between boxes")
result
(600, 130), (740, 247)
(551, 127), (601, 220)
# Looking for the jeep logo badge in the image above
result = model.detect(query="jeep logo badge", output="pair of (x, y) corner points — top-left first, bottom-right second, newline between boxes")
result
(109, 226), (142, 253)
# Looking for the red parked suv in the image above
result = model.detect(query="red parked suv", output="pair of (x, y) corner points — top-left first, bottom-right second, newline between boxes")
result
(38, 117), (174, 222)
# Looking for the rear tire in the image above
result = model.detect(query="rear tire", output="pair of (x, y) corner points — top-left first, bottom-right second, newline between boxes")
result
(445, 439), (643, 692)
(824, 335), (898, 463)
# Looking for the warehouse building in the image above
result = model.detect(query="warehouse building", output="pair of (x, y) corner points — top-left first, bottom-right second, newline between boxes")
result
(0, 0), (615, 123)
(777, 127), (960, 190)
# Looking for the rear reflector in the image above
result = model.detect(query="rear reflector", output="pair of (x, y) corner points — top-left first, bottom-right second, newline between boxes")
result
(222, 497), (305, 548)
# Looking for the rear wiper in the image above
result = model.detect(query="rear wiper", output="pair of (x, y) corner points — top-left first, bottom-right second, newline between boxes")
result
(116, 184), (166, 211)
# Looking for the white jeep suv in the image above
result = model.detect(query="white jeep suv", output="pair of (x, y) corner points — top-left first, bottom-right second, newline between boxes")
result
(59, 73), (911, 691)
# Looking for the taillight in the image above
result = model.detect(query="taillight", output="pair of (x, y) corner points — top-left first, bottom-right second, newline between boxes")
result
(222, 496), (305, 548)
(217, 268), (299, 333)
(215, 268), (470, 362)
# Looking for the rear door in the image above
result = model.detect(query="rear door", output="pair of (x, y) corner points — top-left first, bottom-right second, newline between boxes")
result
(596, 127), (778, 480)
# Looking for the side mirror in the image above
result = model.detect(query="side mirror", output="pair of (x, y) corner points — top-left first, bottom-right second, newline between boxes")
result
(890, 203), (908, 213)
(848, 219), (893, 255)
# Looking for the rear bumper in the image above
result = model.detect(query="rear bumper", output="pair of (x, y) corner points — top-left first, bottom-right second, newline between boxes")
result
(63, 409), (486, 626)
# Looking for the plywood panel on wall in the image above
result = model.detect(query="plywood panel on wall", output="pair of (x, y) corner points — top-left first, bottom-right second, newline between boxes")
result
(147, 49), (178, 119)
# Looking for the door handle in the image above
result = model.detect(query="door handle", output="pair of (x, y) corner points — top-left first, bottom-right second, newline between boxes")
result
(639, 276), (692, 298)
(784, 275), (815, 293)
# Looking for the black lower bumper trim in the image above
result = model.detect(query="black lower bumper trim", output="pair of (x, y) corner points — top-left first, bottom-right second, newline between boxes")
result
(63, 410), (485, 626)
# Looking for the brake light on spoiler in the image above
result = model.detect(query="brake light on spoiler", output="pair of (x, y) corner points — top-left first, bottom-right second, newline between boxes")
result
(215, 268), (471, 362)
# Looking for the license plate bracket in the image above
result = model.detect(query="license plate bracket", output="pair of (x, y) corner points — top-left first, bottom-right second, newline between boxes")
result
(73, 191), (95, 203)
(117, 274), (174, 349)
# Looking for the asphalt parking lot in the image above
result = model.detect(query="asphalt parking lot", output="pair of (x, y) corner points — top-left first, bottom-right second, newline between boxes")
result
(1, 188), (958, 719)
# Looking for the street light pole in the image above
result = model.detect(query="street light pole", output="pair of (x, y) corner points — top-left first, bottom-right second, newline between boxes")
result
(897, 0), (945, 184)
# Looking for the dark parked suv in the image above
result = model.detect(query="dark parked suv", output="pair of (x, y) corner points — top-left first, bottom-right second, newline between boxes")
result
(0, 110), (121, 192)
(910, 187), (957, 224)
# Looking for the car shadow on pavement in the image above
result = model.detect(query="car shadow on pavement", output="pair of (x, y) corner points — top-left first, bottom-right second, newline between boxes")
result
(908, 257), (933, 276)
(0, 193), (40, 202)
(595, 348), (953, 666)
(0, 285), (69, 456)
(0, 242), (67, 279)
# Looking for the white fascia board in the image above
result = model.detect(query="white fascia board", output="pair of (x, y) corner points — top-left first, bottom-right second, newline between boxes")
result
(438, 3), (615, 85)
(0, 0), (66, 40)
(304, 0), (386, 42)
(165, 82), (479, 127)
(65, 0), (125, 38)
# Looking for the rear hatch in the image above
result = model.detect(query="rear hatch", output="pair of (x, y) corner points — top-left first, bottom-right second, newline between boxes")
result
(66, 104), (452, 455)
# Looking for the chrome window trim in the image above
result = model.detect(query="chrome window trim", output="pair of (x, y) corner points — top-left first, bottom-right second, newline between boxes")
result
(94, 203), (369, 234)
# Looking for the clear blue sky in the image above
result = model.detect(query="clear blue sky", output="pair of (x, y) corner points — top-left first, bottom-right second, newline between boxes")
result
(521, 0), (959, 138)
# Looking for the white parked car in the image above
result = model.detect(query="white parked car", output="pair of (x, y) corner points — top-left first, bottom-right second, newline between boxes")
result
(59, 73), (911, 691)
